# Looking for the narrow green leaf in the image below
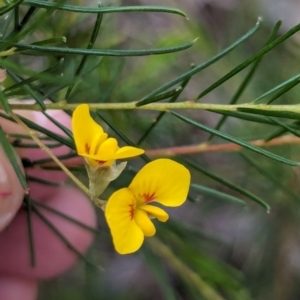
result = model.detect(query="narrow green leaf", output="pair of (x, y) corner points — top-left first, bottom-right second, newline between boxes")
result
(11, 38), (197, 56)
(14, 3), (19, 31)
(3, 58), (65, 94)
(240, 153), (300, 203)
(32, 205), (97, 268)
(42, 111), (73, 140)
(0, 0), (24, 16)
(0, 125), (27, 188)
(208, 21), (282, 141)
(31, 152), (77, 166)
(66, 7), (103, 100)
(142, 247), (178, 300)
(191, 183), (246, 205)
(267, 117), (300, 139)
(171, 111), (300, 166)
(23, 196), (35, 267)
(0, 10), (13, 39)
(7, 69), (46, 110)
(0, 112), (75, 149)
(16, 6), (36, 33)
(12, 140), (62, 148)
(99, 58), (125, 103)
(142, 18), (262, 100)
(27, 175), (62, 186)
(136, 86), (182, 107)
(23, 1), (187, 17)
(265, 127), (288, 142)
(237, 107), (300, 120)
(196, 21), (300, 100)
(31, 36), (67, 46)
(253, 73), (300, 103)
(0, 57), (72, 84)
(267, 80), (300, 105)
(138, 66), (194, 145)
(182, 158), (270, 211)
(264, 120), (300, 141)
(208, 109), (280, 125)
(0, 90), (11, 115)
(32, 199), (102, 235)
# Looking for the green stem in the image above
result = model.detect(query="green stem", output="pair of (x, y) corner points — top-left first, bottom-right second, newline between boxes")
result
(4, 102), (300, 115)
(147, 238), (225, 300)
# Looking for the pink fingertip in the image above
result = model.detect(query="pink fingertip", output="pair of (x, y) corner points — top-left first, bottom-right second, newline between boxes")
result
(0, 276), (37, 300)
(0, 148), (24, 232)
(0, 187), (96, 279)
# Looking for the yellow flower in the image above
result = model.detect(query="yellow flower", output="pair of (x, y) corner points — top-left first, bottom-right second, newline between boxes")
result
(105, 159), (191, 254)
(72, 104), (144, 167)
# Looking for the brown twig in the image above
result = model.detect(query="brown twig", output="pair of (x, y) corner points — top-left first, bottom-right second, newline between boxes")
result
(145, 135), (300, 157)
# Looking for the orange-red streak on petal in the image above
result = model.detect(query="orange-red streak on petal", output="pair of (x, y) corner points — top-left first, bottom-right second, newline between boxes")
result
(143, 192), (156, 203)
(129, 203), (135, 220)
(85, 143), (90, 154)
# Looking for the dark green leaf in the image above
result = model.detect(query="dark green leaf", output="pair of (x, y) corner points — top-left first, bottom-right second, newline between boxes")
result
(23, 196), (35, 267)
(237, 107), (300, 120)
(7, 69), (46, 110)
(183, 158), (270, 211)
(31, 36), (67, 46)
(0, 112), (74, 149)
(171, 111), (300, 166)
(11, 38), (197, 56)
(253, 72), (300, 103)
(138, 66), (194, 145)
(0, 0), (24, 16)
(208, 21), (282, 141)
(66, 7), (103, 100)
(136, 86), (182, 107)
(191, 183), (246, 205)
(0, 90), (12, 115)
(196, 22), (300, 100)
(0, 125), (27, 189)
(142, 18), (262, 100)
(23, 1), (187, 17)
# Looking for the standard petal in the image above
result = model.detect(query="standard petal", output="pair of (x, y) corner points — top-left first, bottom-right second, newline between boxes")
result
(134, 209), (156, 237)
(114, 146), (145, 159)
(72, 104), (105, 154)
(141, 205), (169, 222)
(105, 188), (144, 254)
(129, 159), (191, 207)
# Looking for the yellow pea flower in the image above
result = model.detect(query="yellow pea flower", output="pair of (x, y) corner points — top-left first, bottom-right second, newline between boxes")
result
(72, 104), (144, 167)
(72, 104), (145, 200)
(105, 159), (191, 254)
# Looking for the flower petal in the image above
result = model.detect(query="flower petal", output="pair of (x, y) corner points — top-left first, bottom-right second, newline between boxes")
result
(141, 205), (169, 222)
(129, 159), (191, 207)
(134, 209), (156, 237)
(114, 146), (145, 159)
(96, 137), (119, 160)
(88, 132), (108, 155)
(105, 188), (144, 254)
(83, 138), (118, 161)
(72, 104), (105, 154)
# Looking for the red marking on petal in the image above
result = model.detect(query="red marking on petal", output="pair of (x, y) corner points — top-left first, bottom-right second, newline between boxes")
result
(143, 192), (155, 203)
(129, 203), (135, 220)
(96, 160), (106, 166)
(85, 143), (90, 154)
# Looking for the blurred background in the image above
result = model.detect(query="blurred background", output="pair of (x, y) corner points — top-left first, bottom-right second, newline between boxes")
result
(7, 0), (300, 299)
